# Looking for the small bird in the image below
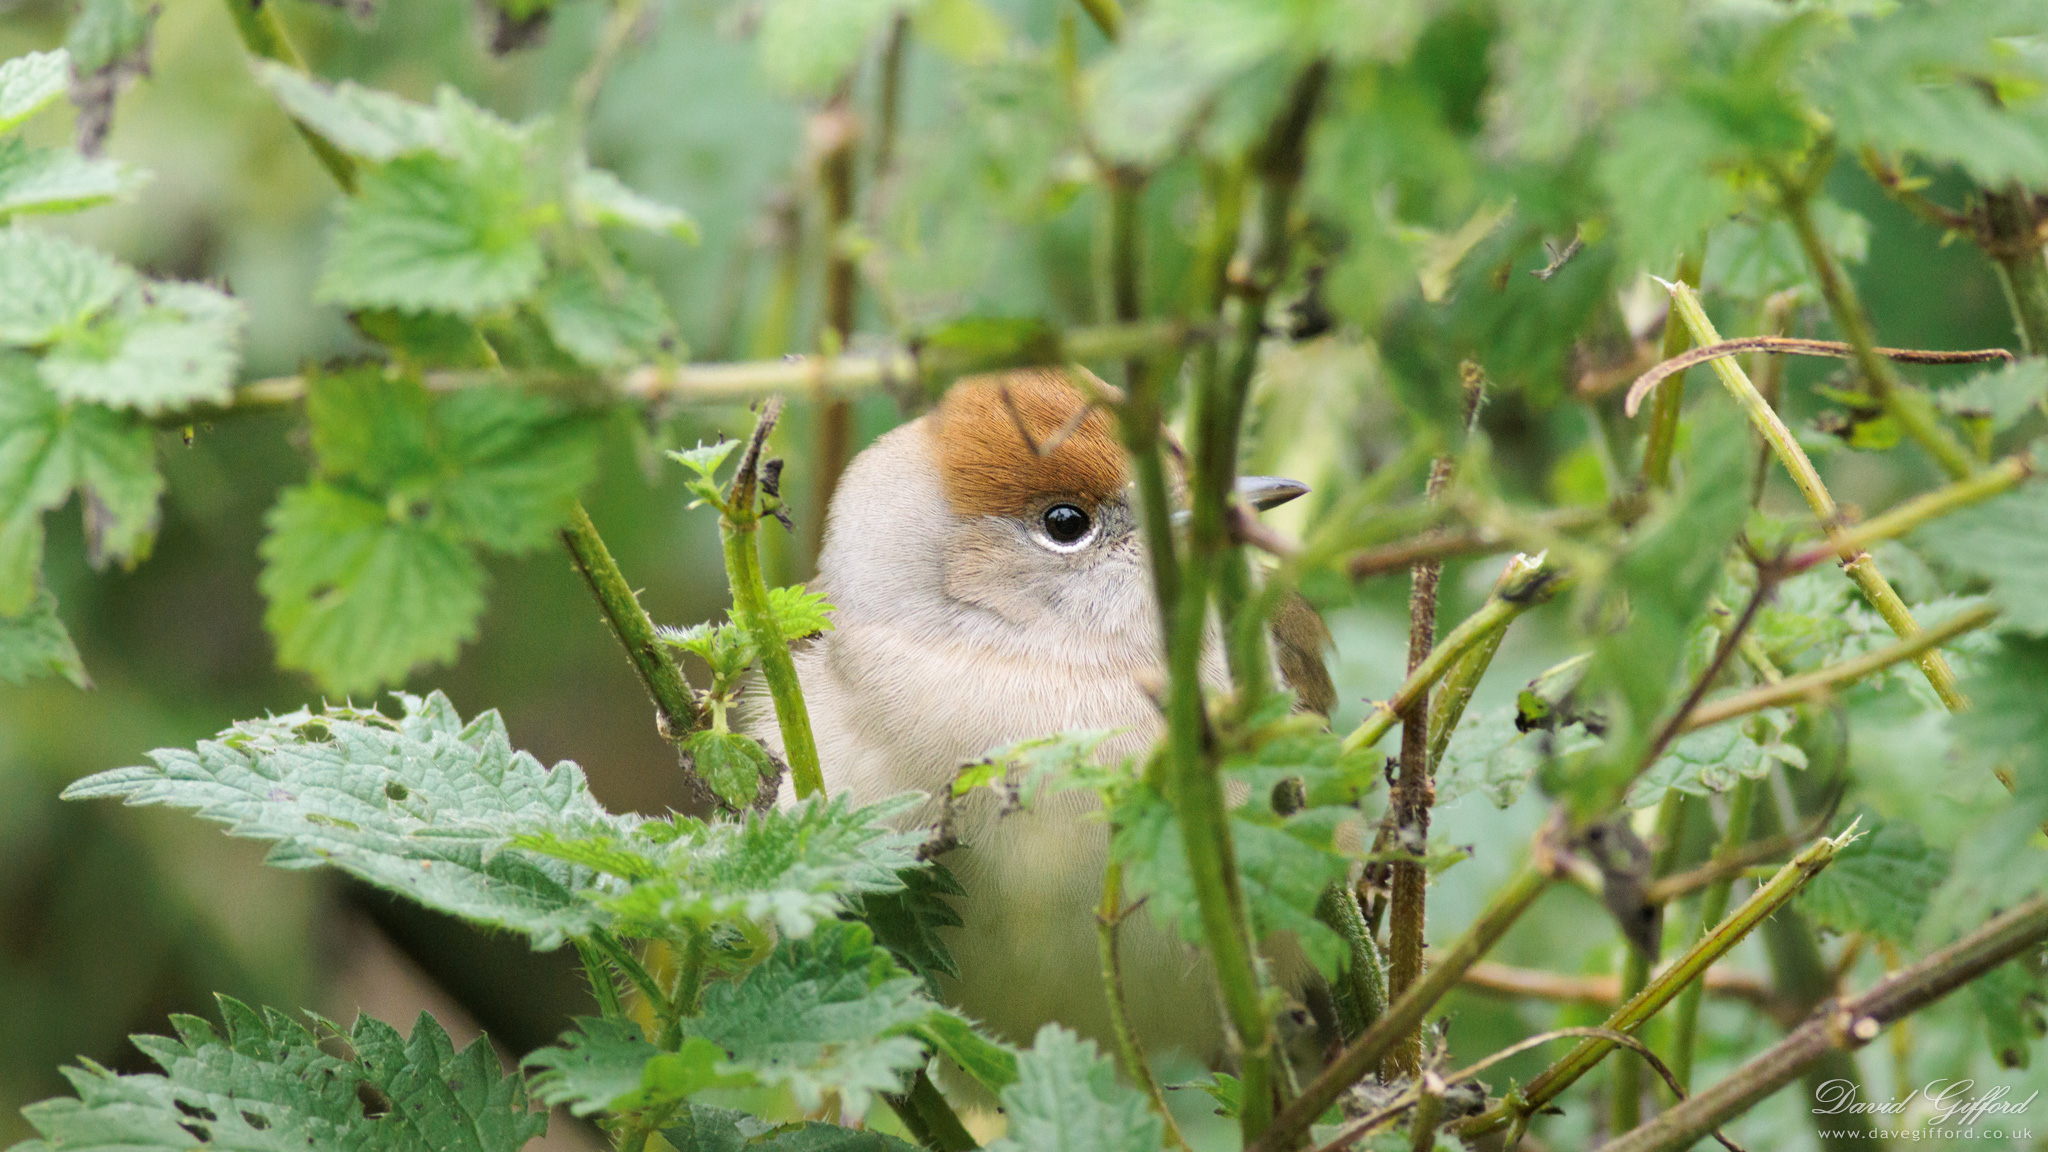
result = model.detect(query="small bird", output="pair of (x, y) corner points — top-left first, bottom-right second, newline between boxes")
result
(753, 367), (1330, 1067)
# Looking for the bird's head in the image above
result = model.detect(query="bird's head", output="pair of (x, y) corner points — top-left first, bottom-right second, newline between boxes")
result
(814, 367), (1305, 673)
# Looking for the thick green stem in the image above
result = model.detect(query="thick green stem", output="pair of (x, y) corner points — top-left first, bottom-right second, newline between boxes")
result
(1599, 897), (2048, 1152)
(903, 1073), (977, 1152)
(1251, 861), (1555, 1152)
(1612, 793), (1688, 1131)
(1426, 554), (1541, 768)
(1642, 247), (1706, 489)
(575, 939), (627, 1020)
(721, 400), (825, 798)
(1317, 882), (1388, 1035)
(1099, 862), (1187, 1148)
(1787, 453), (2035, 573)
(1780, 177), (1975, 479)
(562, 501), (708, 740)
(221, 0), (359, 192)
(1668, 777), (1758, 1091)
(1982, 186), (2048, 356)
(1663, 280), (1968, 711)
(1459, 825), (1857, 1139)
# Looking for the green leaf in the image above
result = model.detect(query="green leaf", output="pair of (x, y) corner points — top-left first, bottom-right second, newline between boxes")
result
(1936, 359), (2048, 433)
(0, 228), (137, 346)
(1437, 704), (1603, 811)
(1490, 0), (1687, 159)
(430, 386), (603, 552)
(0, 584), (86, 687)
(685, 921), (936, 1115)
(352, 309), (498, 370)
(851, 861), (965, 995)
(571, 166), (699, 241)
(0, 352), (161, 615)
(764, 584), (835, 640)
(39, 281), (247, 414)
(520, 793), (929, 941)
(259, 483), (487, 693)
(756, 0), (900, 96)
(1797, 815), (1948, 943)
(1704, 200), (1869, 304)
(253, 61), (447, 161)
(662, 1107), (922, 1152)
(537, 266), (675, 368)
(687, 729), (774, 810)
(0, 49), (70, 134)
(526, 1020), (738, 1117)
(912, 1009), (1018, 1095)
(988, 1026), (1163, 1152)
(16, 997), (547, 1152)
(1625, 724), (1803, 809)
(1971, 959), (2045, 1070)
(1933, 635), (2048, 931)
(0, 138), (145, 219)
(62, 691), (624, 946)
(317, 151), (543, 316)
(1912, 481), (2048, 635)
(669, 438), (739, 481)
(1596, 97), (1747, 272)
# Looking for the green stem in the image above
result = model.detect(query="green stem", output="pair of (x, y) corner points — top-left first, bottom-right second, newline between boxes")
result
(1786, 452), (2035, 573)
(575, 939), (626, 1019)
(220, 0), (358, 192)
(1073, 0), (1124, 39)
(908, 1072), (977, 1152)
(1612, 792), (1688, 1131)
(1098, 861), (1187, 1148)
(720, 400), (825, 799)
(1460, 824), (1858, 1139)
(1982, 185), (2048, 356)
(1663, 279), (1969, 711)
(590, 928), (672, 1020)
(562, 501), (709, 740)
(1425, 553), (1541, 768)
(1779, 173), (1975, 479)
(1668, 776), (1757, 1091)
(1642, 246), (1705, 489)
(1316, 882), (1388, 1035)
(1251, 861), (1555, 1152)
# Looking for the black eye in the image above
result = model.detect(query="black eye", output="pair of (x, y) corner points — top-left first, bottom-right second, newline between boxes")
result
(1042, 504), (1092, 545)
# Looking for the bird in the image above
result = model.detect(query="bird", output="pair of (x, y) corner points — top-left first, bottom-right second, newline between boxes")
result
(750, 365), (1332, 1069)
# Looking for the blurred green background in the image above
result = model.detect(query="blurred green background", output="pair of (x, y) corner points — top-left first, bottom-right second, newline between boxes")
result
(0, 0), (2034, 1146)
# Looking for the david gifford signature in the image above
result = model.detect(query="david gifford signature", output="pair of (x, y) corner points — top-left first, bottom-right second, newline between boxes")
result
(1814, 1079), (2040, 1128)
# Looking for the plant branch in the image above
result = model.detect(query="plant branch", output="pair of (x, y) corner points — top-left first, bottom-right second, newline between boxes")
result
(1661, 279), (1968, 710)
(562, 500), (709, 740)
(574, 939), (627, 1019)
(1598, 896), (2048, 1152)
(1458, 823), (1859, 1139)
(1641, 247), (1705, 488)
(1670, 776), (1762, 1090)
(1624, 337), (2012, 418)
(1455, 959), (1794, 1025)
(1678, 602), (1998, 733)
(1786, 453), (2035, 574)
(1249, 857), (1557, 1152)
(1099, 861), (1188, 1148)
(1981, 185), (2048, 355)
(221, 0), (359, 192)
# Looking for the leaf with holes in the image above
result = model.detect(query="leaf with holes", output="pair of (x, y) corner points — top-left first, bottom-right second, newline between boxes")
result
(15, 996), (547, 1152)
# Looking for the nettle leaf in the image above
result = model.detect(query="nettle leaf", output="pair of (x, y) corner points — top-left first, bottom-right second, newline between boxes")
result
(526, 1020), (738, 1117)
(756, 0), (901, 97)
(1936, 359), (2048, 433)
(684, 921), (935, 1115)
(0, 352), (161, 615)
(988, 1026), (1163, 1152)
(0, 584), (86, 687)
(63, 691), (624, 947)
(850, 860), (966, 995)
(0, 228), (137, 346)
(766, 584), (835, 640)
(430, 386), (604, 552)
(259, 482), (488, 694)
(687, 729), (774, 810)
(1625, 723), (1803, 810)
(253, 61), (447, 161)
(0, 49), (70, 134)
(0, 137), (144, 219)
(538, 266), (675, 369)
(16, 997), (547, 1152)
(1437, 704), (1603, 810)
(571, 166), (698, 241)
(1911, 481), (2048, 635)
(318, 148), (544, 316)
(661, 1106), (921, 1152)
(1971, 959), (2046, 1071)
(40, 281), (247, 413)
(1704, 200), (1869, 304)
(1797, 815), (1949, 943)
(518, 793), (928, 941)
(1933, 634), (2048, 931)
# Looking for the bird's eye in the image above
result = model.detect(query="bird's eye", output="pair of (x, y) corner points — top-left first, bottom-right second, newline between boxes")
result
(1041, 503), (1092, 546)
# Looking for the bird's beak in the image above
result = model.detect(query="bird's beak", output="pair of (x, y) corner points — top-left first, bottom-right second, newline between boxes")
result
(1237, 475), (1310, 511)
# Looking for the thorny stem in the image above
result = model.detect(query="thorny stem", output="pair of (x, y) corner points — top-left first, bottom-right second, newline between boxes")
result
(590, 928), (672, 1020)
(1099, 862), (1188, 1149)
(1612, 793), (1689, 1132)
(1982, 186), (2048, 356)
(1598, 897), (2048, 1152)
(575, 939), (627, 1020)
(1318, 883), (1389, 1035)
(1641, 246), (1705, 489)
(1778, 169), (1976, 480)
(1662, 280), (1968, 711)
(721, 399), (826, 798)
(1669, 775), (1760, 1091)
(1786, 454), (2036, 573)
(562, 500), (710, 740)
(1426, 556), (1539, 771)
(1458, 825), (1859, 1139)
(1341, 559), (1566, 756)
(220, 0), (359, 192)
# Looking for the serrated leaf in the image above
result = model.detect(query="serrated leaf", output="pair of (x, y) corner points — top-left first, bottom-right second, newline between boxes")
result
(851, 861), (965, 995)
(0, 138), (145, 219)
(0, 228), (137, 346)
(988, 1026), (1163, 1152)
(687, 729), (774, 810)
(430, 386), (603, 552)
(1933, 634), (2048, 931)
(1912, 481), (2048, 635)
(1797, 815), (1949, 943)
(258, 483), (487, 694)
(670, 438), (738, 479)
(16, 996), (547, 1152)
(0, 50), (70, 134)
(1437, 704), (1603, 810)
(571, 166), (699, 241)
(1625, 725), (1789, 809)
(0, 584), (86, 687)
(253, 61), (447, 161)
(685, 921), (936, 1115)
(526, 1020), (737, 1117)
(912, 1009), (1018, 1095)
(0, 352), (161, 614)
(662, 1107), (921, 1152)
(520, 793), (928, 941)
(352, 308), (497, 369)
(317, 151), (543, 316)
(1704, 200), (1869, 303)
(1936, 359), (2048, 432)
(764, 584), (834, 640)
(63, 691), (624, 946)
(538, 266), (675, 368)
(39, 281), (247, 413)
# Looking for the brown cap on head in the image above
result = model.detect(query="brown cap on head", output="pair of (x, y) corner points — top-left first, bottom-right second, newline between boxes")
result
(927, 368), (1128, 518)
